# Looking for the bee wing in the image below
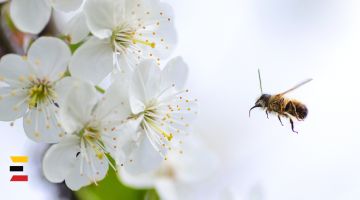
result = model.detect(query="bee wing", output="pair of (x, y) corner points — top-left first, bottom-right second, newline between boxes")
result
(280, 78), (313, 95)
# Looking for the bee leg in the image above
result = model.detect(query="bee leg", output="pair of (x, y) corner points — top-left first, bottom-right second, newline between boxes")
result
(266, 110), (269, 119)
(277, 115), (284, 126)
(290, 102), (302, 121)
(289, 118), (298, 134)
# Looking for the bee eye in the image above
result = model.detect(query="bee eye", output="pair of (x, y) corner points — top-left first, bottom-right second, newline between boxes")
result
(258, 100), (265, 106)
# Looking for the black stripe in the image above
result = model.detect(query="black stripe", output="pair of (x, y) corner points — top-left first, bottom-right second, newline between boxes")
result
(10, 166), (23, 172)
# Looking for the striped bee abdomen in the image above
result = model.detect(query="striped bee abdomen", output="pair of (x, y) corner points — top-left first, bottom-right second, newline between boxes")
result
(285, 100), (308, 120)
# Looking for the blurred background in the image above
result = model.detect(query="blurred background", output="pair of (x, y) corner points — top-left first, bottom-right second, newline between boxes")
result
(2, 0), (360, 199)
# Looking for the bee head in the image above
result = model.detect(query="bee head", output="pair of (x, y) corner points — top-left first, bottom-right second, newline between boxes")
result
(256, 94), (271, 107)
(249, 94), (271, 117)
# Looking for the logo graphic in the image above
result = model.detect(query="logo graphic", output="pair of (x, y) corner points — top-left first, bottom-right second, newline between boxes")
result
(10, 156), (28, 182)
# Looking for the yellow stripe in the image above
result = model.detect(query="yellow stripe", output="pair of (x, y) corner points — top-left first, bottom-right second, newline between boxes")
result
(11, 156), (28, 163)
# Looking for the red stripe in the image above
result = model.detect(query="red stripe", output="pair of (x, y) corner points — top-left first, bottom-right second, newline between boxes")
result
(10, 175), (28, 182)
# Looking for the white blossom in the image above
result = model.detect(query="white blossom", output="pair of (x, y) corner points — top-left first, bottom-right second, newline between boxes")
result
(0, 37), (72, 143)
(120, 136), (218, 200)
(43, 78), (138, 190)
(126, 57), (198, 157)
(0, 0), (208, 195)
(69, 0), (177, 84)
(9, 0), (83, 34)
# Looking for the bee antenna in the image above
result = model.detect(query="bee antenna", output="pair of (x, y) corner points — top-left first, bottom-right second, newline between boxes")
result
(258, 68), (263, 94)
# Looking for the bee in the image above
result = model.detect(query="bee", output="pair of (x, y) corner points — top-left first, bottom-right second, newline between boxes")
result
(249, 69), (312, 133)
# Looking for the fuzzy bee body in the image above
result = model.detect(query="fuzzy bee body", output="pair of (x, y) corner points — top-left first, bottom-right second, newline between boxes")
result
(268, 95), (307, 119)
(284, 99), (308, 120)
(249, 70), (311, 133)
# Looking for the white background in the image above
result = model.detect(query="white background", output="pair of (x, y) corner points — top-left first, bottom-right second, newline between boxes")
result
(172, 0), (360, 199)
(2, 0), (360, 199)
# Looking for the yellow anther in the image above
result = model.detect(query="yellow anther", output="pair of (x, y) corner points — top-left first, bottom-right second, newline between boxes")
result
(132, 39), (156, 48)
(148, 120), (173, 141)
(34, 131), (40, 138)
(27, 82), (54, 109)
(97, 152), (104, 160)
(164, 132), (173, 141)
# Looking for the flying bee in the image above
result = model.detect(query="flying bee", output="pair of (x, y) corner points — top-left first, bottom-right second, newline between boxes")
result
(249, 69), (312, 133)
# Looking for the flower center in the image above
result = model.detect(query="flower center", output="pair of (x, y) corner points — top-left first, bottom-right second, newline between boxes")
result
(111, 24), (156, 53)
(27, 79), (55, 109)
(79, 126), (105, 160)
(142, 101), (173, 141)
(81, 126), (100, 140)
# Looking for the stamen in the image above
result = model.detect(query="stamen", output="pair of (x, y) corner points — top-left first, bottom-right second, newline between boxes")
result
(27, 80), (55, 109)
(132, 39), (156, 48)
(80, 139), (85, 175)
(86, 149), (99, 186)
(144, 115), (173, 141)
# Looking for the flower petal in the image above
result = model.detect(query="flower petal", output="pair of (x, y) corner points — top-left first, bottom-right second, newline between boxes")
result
(84, 0), (121, 39)
(129, 59), (161, 113)
(170, 137), (218, 183)
(101, 126), (134, 166)
(43, 135), (80, 183)
(27, 37), (71, 81)
(69, 37), (114, 84)
(0, 87), (28, 121)
(53, 77), (81, 107)
(58, 80), (98, 133)
(119, 166), (157, 188)
(50, 0), (83, 12)
(161, 57), (188, 90)
(94, 72), (131, 121)
(154, 178), (177, 200)
(65, 145), (109, 190)
(124, 134), (163, 174)
(129, 96), (145, 115)
(0, 54), (34, 87)
(63, 12), (90, 44)
(43, 135), (110, 191)
(23, 104), (64, 143)
(64, 158), (92, 190)
(10, 0), (51, 34)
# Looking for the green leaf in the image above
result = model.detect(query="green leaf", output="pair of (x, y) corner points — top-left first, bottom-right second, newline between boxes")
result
(75, 168), (160, 200)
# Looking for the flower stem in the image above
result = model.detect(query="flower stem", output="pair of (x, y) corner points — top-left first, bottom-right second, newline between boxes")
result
(0, 5), (14, 55)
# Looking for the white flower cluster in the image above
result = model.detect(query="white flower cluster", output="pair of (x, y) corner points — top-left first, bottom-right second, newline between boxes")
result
(0, 0), (200, 192)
